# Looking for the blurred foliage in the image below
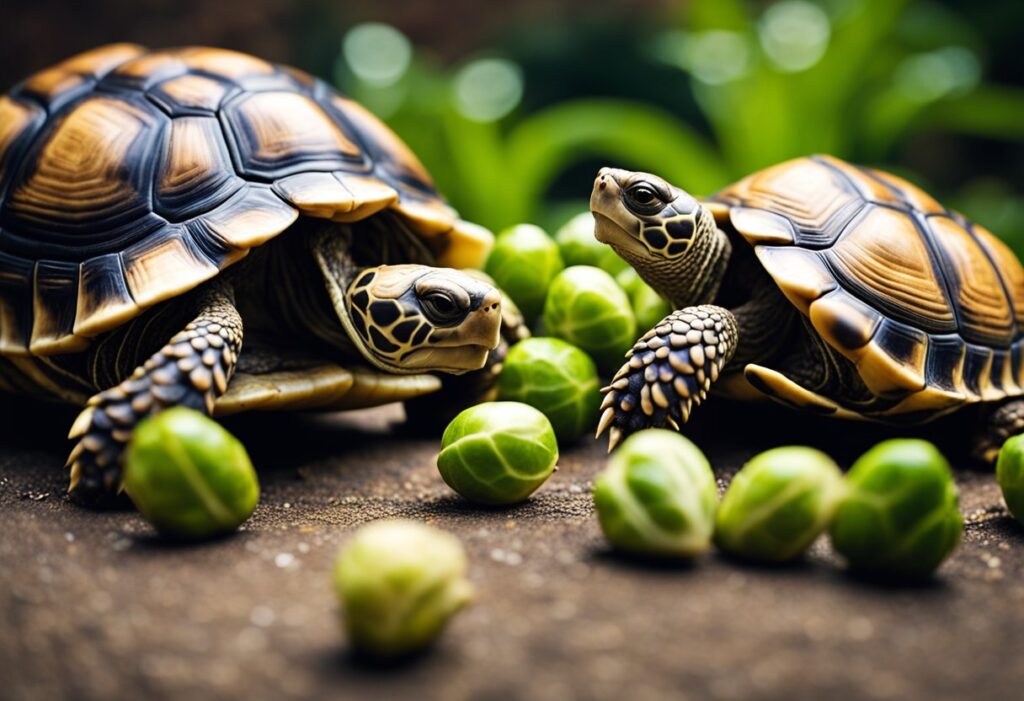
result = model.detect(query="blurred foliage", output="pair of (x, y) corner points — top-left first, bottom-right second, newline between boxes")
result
(333, 0), (1024, 253)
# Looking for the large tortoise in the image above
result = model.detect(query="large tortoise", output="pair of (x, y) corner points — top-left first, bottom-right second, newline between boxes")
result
(0, 44), (511, 499)
(592, 155), (1024, 462)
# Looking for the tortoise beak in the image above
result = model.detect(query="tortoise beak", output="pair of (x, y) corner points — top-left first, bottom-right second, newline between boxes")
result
(591, 168), (624, 215)
(461, 288), (503, 350)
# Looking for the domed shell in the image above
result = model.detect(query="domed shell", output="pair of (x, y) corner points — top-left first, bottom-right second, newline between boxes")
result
(0, 45), (491, 356)
(711, 155), (1024, 415)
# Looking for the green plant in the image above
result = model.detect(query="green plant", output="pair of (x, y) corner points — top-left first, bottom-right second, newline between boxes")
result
(332, 3), (1024, 252)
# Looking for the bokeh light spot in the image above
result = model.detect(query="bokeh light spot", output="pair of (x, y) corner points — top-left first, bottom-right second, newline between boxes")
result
(759, 1), (831, 73)
(342, 22), (412, 87)
(655, 30), (751, 85)
(453, 59), (524, 122)
(894, 47), (981, 103)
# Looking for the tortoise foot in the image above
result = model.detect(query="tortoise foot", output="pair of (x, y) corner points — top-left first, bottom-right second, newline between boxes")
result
(596, 305), (737, 451)
(66, 286), (242, 500)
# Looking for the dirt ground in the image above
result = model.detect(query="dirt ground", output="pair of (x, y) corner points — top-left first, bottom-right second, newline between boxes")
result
(1, 397), (1022, 701)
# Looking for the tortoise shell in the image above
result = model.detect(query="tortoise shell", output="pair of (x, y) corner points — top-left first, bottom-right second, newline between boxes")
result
(709, 155), (1024, 417)
(0, 44), (490, 357)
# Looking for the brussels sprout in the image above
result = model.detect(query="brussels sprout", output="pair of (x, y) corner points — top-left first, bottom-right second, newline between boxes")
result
(996, 434), (1024, 523)
(123, 407), (259, 540)
(615, 268), (673, 332)
(542, 266), (637, 372)
(593, 429), (718, 557)
(484, 224), (564, 321)
(714, 447), (844, 562)
(554, 212), (629, 276)
(437, 402), (558, 505)
(829, 439), (963, 579)
(497, 337), (600, 442)
(334, 519), (473, 657)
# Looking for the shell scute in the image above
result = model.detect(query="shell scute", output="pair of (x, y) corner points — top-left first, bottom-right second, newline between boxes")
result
(0, 250), (34, 354)
(927, 214), (1014, 346)
(31, 260), (85, 354)
(155, 116), (243, 221)
(223, 91), (365, 179)
(148, 74), (234, 116)
(74, 253), (139, 337)
(716, 157), (863, 248)
(0, 46), (467, 356)
(16, 44), (145, 109)
(721, 155), (1024, 415)
(5, 95), (163, 237)
(825, 205), (956, 333)
(0, 97), (46, 198)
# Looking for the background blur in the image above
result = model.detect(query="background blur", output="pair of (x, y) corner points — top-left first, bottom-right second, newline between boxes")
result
(4, 0), (1024, 251)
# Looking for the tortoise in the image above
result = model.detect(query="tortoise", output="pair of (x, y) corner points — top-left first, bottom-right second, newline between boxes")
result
(591, 155), (1024, 462)
(0, 44), (517, 500)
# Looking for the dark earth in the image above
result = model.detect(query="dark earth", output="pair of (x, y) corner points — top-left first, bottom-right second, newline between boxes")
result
(1, 395), (1022, 701)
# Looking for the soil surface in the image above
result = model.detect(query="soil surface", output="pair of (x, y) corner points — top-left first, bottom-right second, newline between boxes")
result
(1, 398), (1022, 701)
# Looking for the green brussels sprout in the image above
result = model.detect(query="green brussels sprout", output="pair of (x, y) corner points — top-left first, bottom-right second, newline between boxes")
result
(437, 402), (558, 505)
(542, 265), (637, 372)
(484, 224), (564, 321)
(554, 212), (629, 276)
(829, 439), (963, 579)
(497, 337), (600, 442)
(123, 407), (259, 540)
(593, 429), (718, 557)
(996, 434), (1024, 524)
(334, 519), (473, 657)
(615, 268), (673, 332)
(714, 447), (844, 562)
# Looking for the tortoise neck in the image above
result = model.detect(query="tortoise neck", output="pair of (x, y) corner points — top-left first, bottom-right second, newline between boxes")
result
(621, 209), (733, 309)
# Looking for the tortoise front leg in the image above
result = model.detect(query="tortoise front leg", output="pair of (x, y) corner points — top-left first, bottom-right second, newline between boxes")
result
(596, 305), (738, 451)
(67, 283), (243, 500)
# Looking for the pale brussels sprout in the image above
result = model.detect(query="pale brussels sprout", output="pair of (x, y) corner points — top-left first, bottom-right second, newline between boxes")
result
(593, 429), (718, 557)
(334, 519), (474, 657)
(714, 446), (844, 562)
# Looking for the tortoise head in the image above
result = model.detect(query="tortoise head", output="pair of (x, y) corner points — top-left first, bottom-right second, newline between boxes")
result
(590, 168), (729, 306)
(343, 265), (502, 374)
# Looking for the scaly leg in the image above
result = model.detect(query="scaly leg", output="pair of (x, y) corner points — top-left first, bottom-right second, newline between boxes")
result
(67, 283), (243, 499)
(596, 305), (738, 450)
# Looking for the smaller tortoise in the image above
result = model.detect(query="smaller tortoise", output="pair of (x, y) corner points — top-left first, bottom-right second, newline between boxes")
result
(592, 155), (1024, 462)
(0, 45), (515, 499)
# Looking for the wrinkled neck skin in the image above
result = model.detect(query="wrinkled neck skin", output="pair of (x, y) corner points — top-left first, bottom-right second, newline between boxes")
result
(610, 208), (733, 309)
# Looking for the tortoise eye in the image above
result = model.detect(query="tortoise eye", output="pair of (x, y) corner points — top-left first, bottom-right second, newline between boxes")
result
(625, 183), (663, 213)
(422, 292), (462, 325)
